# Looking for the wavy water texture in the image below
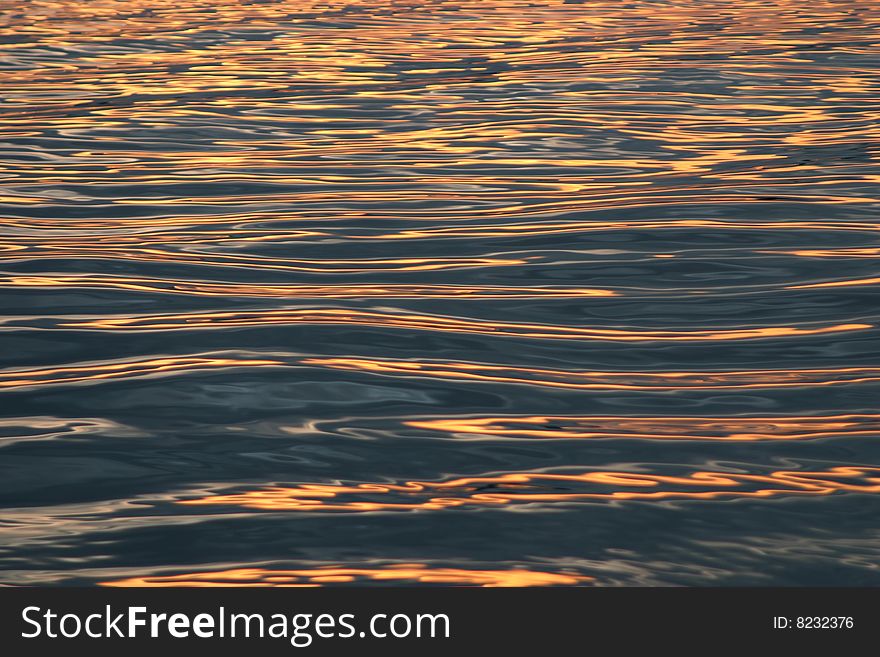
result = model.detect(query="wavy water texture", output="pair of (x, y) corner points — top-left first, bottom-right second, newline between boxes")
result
(1, 0), (880, 587)
(101, 565), (592, 587)
(177, 466), (880, 511)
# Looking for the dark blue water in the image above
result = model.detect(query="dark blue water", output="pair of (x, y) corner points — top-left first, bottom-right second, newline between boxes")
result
(2, 0), (880, 587)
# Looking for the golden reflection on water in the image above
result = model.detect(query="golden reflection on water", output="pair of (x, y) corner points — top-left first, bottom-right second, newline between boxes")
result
(60, 308), (871, 341)
(179, 466), (880, 512)
(101, 565), (591, 587)
(6, 353), (880, 392)
(788, 276), (880, 290)
(0, 356), (282, 389)
(360, 218), (880, 242)
(305, 357), (880, 390)
(6, 275), (616, 299)
(406, 414), (880, 441)
(2, 249), (533, 274)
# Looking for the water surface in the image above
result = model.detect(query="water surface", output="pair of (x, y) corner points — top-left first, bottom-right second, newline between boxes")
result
(2, 0), (880, 586)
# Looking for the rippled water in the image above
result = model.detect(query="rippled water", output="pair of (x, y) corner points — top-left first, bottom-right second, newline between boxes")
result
(2, 0), (880, 587)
